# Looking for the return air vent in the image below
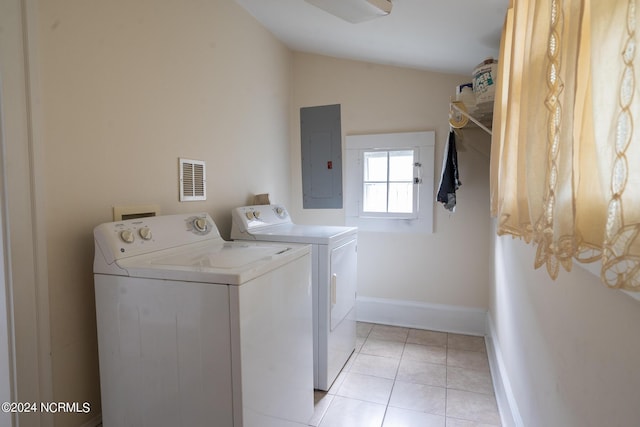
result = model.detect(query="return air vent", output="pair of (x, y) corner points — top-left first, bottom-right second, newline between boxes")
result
(179, 158), (206, 202)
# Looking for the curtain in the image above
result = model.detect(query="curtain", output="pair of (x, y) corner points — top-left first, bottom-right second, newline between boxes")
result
(490, 0), (640, 292)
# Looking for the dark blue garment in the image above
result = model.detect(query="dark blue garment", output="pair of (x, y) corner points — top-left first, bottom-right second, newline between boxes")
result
(437, 130), (461, 212)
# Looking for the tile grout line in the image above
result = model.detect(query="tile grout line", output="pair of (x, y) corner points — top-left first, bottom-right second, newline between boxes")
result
(379, 329), (407, 427)
(319, 323), (501, 427)
(445, 332), (449, 424)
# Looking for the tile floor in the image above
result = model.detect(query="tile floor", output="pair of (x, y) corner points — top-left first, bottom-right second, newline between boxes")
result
(309, 322), (502, 427)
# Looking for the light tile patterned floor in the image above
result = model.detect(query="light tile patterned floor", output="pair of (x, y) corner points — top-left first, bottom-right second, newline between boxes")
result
(310, 322), (502, 427)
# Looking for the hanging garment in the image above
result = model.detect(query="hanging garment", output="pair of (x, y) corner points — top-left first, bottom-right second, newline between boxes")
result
(437, 130), (461, 212)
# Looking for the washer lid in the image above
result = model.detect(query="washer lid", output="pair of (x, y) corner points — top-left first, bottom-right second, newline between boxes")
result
(115, 240), (310, 285)
(242, 223), (357, 245)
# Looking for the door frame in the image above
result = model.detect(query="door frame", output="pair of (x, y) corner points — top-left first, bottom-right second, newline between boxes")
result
(0, 1), (54, 425)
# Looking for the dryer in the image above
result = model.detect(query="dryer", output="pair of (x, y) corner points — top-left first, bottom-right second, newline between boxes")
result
(231, 204), (357, 391)
(93, 213), (313, 427)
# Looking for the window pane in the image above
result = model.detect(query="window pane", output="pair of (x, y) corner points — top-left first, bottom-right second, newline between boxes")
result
(388, 183), (413, 213)
(364, 151), (388, 182)
(389, 150), (414, 181)
(363, 183), (387, 212)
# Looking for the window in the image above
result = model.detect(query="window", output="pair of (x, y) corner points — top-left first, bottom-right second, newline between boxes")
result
(345, 131), (434, 233)
(362, 149), (417, 217)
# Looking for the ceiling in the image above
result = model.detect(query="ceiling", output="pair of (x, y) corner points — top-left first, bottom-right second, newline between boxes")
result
(233, 0), (509, 76)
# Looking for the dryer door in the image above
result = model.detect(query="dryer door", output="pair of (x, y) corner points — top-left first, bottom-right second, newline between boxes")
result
(329, 238), (357, 331)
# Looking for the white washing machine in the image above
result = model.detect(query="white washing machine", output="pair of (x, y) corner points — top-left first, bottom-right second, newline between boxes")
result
(93, 213), (314, 427)
(231, 204), (357, 391)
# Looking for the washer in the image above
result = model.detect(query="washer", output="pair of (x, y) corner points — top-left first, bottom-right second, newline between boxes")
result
(231, 204), (357, 391)
(93, 213), (313, 427)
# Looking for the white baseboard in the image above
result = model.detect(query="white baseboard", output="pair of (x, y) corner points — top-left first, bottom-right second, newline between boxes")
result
(485, 314), (523, 427)
(355, 296), (487, 336)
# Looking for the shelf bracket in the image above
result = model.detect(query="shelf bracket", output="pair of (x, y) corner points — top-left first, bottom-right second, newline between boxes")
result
(450, 101), (493, 136)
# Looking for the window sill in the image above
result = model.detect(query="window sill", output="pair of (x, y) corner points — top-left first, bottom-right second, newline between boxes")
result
(346, 215), (432, 233)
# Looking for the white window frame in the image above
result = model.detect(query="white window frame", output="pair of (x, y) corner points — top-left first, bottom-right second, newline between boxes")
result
(360, 148), (419, 219)
(345, 131), (435, 233)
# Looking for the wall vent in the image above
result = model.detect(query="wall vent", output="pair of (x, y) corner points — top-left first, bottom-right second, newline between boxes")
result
(179, 158), (206, 202)
(113, 205), (160, 221)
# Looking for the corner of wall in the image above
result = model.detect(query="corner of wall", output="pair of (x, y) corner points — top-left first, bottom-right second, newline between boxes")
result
(356, 296), (487, 336)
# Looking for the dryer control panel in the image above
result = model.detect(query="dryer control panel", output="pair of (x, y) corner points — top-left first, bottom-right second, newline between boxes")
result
(231, 204), (292, 234)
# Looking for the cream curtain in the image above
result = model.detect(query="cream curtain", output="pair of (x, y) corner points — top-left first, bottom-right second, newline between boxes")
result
(490, 0), (640, 291)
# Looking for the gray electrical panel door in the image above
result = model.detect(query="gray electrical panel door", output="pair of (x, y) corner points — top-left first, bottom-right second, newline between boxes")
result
(301, 104), (343, 209)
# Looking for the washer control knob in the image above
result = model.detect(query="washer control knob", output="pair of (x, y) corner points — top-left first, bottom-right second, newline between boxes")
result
(245, 212), (255, 220)
(120, 230), (135, 243)
(193, 218), (207, 232)
(253, 210), (261, 219)
(139, 227), (152, 240)
(275, 207), (285, 216)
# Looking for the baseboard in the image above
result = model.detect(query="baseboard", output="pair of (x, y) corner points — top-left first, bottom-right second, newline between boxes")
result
(485, 313), (524, 427)
(80, 414), (101, 427)
(355, 296), (487, 336)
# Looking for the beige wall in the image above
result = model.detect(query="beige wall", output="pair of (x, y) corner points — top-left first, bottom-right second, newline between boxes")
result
(491, 232), (640, 426)
(36, 0), (293, 424)
(290, 52), (492, 309)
